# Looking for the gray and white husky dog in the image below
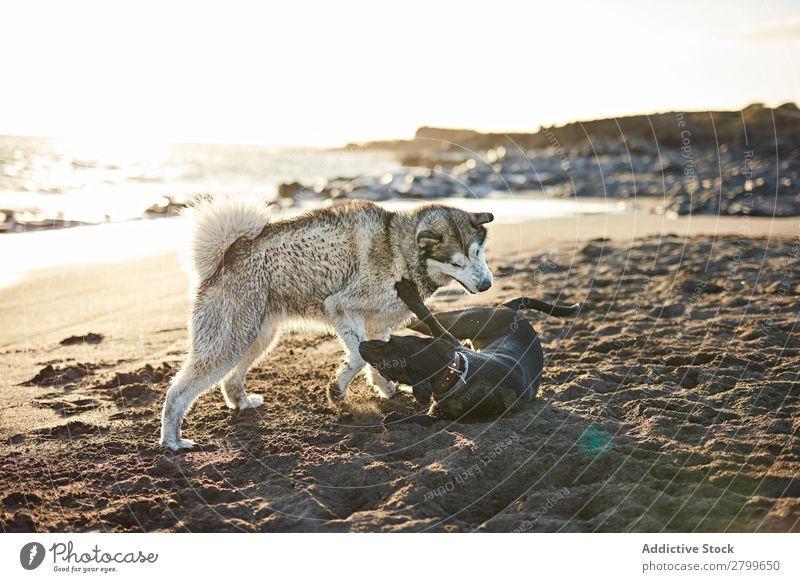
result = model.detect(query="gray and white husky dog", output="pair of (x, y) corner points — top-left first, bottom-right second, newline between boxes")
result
(160, 196), (494, 450)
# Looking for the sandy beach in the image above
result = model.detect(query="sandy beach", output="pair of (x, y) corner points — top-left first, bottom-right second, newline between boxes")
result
(1, 203), (799, 532)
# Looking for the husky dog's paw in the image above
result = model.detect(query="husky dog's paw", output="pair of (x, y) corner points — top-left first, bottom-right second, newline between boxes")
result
(162, 438), (196, 451)
(365, 365), (396, 398)
(238, 394), (264, 410)
(326, 382), (345, 407)
(373, 380), (396, 399)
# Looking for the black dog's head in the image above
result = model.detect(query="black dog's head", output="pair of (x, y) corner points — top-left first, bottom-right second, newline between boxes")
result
(359, 335), (456, 406)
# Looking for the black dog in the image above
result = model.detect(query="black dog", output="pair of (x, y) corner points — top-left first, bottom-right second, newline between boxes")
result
(358, 278), (580, 422)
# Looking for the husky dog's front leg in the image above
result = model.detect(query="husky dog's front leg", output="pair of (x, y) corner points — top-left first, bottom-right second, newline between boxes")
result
(324, 297), (367, 402)
(363, 328), (396, 399)
(329, 320), (367, 401)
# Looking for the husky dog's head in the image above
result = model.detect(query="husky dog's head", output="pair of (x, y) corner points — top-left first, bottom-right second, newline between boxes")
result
(415, 207), (494, 294)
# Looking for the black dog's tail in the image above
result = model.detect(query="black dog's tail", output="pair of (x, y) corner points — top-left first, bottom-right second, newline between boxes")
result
(503, 297), (581, 317)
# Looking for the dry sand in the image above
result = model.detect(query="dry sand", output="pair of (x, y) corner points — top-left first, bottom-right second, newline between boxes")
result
(1, 202), (799, 532)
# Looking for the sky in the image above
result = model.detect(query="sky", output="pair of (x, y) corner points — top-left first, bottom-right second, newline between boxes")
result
(1, 0), (799, 146)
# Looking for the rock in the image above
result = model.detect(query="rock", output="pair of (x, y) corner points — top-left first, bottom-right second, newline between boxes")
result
(60, 332), (104, 346)
(144, 196), (187, 217)
(277, 181), (305, 200)
(269, 113), (800, 216)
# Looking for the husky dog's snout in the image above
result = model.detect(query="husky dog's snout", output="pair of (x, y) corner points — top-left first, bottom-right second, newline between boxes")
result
(464, 260), (493, 293)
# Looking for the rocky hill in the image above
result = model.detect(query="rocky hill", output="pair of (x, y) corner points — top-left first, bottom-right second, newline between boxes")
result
(306, 103), (798, 216)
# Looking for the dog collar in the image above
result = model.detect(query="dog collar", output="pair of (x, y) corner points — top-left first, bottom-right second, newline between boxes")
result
(439, 351), (469, 391)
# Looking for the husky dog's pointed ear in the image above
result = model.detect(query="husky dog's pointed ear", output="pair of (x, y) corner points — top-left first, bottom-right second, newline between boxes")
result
(471, 212), (494, 226)
(416, 229), (442, 249)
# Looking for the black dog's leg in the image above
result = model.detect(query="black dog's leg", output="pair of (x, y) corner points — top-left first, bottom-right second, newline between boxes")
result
(395, 278), (460, 346)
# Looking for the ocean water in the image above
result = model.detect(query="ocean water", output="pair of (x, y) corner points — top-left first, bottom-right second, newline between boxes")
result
(0, 196), (627, 288)
(0, 135), (400, 223)
(0, 135), (629, 286)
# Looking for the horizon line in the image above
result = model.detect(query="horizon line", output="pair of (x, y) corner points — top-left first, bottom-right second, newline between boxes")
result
(1, 100), (796, 149)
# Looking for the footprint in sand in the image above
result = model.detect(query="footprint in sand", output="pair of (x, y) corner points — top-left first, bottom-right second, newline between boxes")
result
(33, 420), (106, 440)
(2, 492), (42, 510)
(22, 363), (97, 387)
(95, 363), (174, 406)
(98, 363), (174, 390)
(34, 396), (102, 417)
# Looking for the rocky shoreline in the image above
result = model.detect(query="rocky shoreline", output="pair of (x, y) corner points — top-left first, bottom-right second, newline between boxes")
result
(0, 195), (189, 234)
(4, 103), (798, 235)
(276, 103), (800, 217)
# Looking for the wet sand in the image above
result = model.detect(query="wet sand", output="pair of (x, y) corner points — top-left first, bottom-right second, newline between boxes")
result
(1, 204), (799, 532)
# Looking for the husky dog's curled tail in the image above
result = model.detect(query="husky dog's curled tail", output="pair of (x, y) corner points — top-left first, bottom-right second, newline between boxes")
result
(181, 195), (272, 288)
